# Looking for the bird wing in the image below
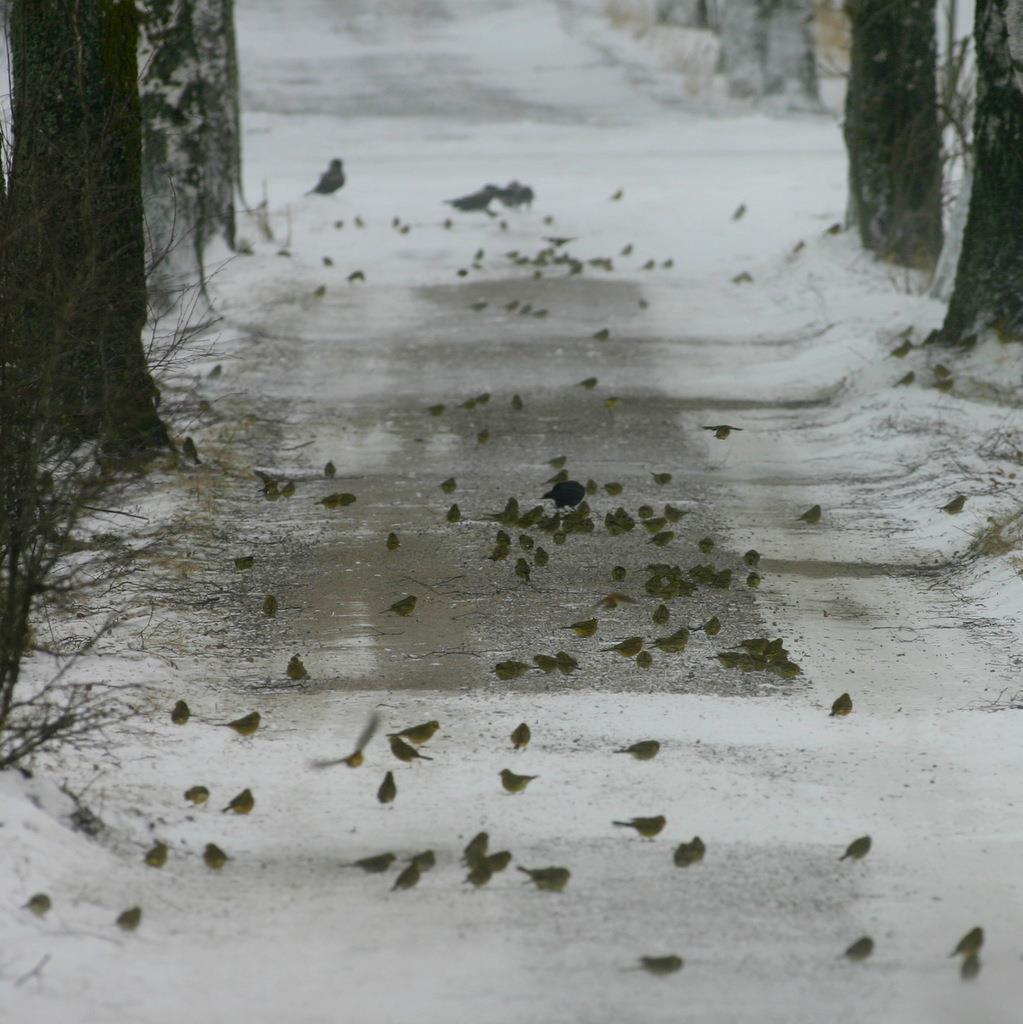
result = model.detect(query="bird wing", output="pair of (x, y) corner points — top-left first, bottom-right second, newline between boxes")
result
(354, 711), (380, 752)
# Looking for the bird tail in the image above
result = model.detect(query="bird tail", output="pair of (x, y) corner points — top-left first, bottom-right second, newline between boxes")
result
(612, 821), (631, 827)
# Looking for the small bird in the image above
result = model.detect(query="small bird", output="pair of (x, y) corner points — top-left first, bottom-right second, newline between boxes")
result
(377, 771), (397, 804)
(703, 616), (721, 636)
(604, 636), (643, 658)
(511, 394), (524, 410)
(616, 740), (660, 760)
(184, 785), (209, 805)
(389, 734), (433, 763)
(350, 852), (395, 874)
(409, 850), (436, 871)
(392, 720), (439, 745)
(951, 926), (983, 957)
(637, 954), (683, 975)
(427, 403), (445, 416)
(386, 595), (417, 616)
(144, 841), (168, 868)
(651, 629), (689, 654)
(844, 937), (874, 962)
(204, 843), (229, 869)
(386, 533), (400, 551)
(533, 654), (558, 673)
(543, 480), (586, 509)
(511, 722), (531, 749)
(673, 836), (705, 867)
(308, 158), (345, 195)
(182, 436), (200, 463)
(484, 850), (512, 872)
(310, 711), (380, 769)
(960, 953), (981, 980)
(663, 503), (687, 523)
(648, 531), (674, 547)
(446, 184), (499, 212)
(262, 594), (278, 617)
(234, 555), (254, 570)
(462, 832), (489, 866)
(636, 651), (653, 668)
(613, 815), (666, 837)
(286, 654), (308, 680)
(500, 768), (538, 793)
(465, 862), (494, 887)
(171, 699), (190, 725)
(941, 494), (966, 514)
(731, 203), (746, 221)
(840, 835), (871, 861)
(831, 692), (853, 716)
(515, 557), (531, 583)
(517, 866), (570, 891)
(324, 460), (336, 477)
(652, 604), (669, 625)
(609, 188), (624, 201)
(891, 338), (913, 358)
(494, 660), (531, 680)
(555, 651), (579, 674)
(116, 907), (142, 931)
(24, 893), (51, 917)
(320, 492), (357, 509)
(798, 504), (822, 524)
(702, 424), (742, 440)
(446, 504), (462, 523)
(441, 477), (457, 493)
(562, 618), (598, 637)
(221, 711), (260, 736)
(392, 862), (421, 891)
(593, 328), (610, 341)
(578, 377), (598, 389)
(744, 550), (761, 567)
(222, 788), (254, 814)
(895, 370), (915, 386)
(651, 472), (672, 485)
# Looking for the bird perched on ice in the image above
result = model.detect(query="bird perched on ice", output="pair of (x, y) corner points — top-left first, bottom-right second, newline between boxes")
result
(542, 480), (585, 509)
(308, 159), (345, 195)
(446, 184), (500, 212)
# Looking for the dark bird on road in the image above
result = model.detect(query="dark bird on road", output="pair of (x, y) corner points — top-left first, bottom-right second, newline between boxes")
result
(446, 185), (499, 212)
(542, 480), (585, 509)
(308, 159), (345, 195)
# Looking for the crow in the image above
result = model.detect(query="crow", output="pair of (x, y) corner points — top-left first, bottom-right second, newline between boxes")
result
(308, 159), (345, 195)
(542, 480), (585, 509)
(446, 185), (500, 212)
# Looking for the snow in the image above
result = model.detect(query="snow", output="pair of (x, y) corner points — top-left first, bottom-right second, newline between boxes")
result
(3, 1), (1022, 1022)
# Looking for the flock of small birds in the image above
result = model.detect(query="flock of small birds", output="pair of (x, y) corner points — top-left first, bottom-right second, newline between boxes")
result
(22, 170), (985, 987)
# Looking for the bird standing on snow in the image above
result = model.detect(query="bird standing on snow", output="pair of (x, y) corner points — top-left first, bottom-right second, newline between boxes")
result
(446, 185), (499, 212)
(308, 159), (345, 195)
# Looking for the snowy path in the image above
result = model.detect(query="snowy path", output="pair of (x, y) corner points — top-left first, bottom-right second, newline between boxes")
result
(5, 2), (1023, 1022)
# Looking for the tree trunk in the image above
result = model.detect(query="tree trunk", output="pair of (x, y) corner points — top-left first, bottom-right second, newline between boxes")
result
(7, 0), (168, 452)
(719, 0), (821, 107)
(139, 0), (241, 307)
(843, 0), (943, 269)
(940, 0), (1023, 341)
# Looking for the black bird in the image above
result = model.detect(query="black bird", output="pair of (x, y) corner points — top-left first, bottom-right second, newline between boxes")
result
(495, 181), (535, 208)
(543, 480), (585, 509)
(446, 185), (499, 212)
(308, 159), (345, 195)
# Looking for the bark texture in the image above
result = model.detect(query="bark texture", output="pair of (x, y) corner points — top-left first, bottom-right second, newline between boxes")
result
(843, 0), (943, 270)
(139, 0), (241, 303)
(941, 0), (1023, 340)
(5, 0), (168, 451)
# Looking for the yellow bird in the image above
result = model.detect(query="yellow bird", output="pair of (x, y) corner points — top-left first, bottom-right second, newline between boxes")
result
(517, 866), (570, 891)
(941, 494), (966, 514)
(609, 188), (624, 201)
(221, 711), (260, 736)
(389, 734), (433, 763)
(319, 492), (357, 509)
(500, 768), (538, 793)
(579, 377), (598, 389)
(744, 550), (760, 567)
(144, 841), (168, 868)
(511, 722), (531, 749)
(286, 654), (308, 680)
(377, 771), (397, 804)
(613, 815), (666, 837)
(462, 831), (489, 866)
(184, 785), (209, 805)
(562, 618), (598, 637)
(840, 835), (871, 860)
(392, 862), (421, 891)
(262, 594), (278, 617)
(534, 654), (558, 673)
(604, 636), (643, 658)
(204, 843), (229, 870)
(798, 504), (822, 524)
(703, 616), (721, 636)
(116, 907), (142, 931)
(890, 338), (912, 358)
(844, 937), (874, 962)
(222, 788), (254, 815)
(324, 460), (336, 477)
(652, 604), (669, 625)
(702, 425), (742, 440)
(386, 532), (400, 551)
(350, 852), (395, 873)
(616, 740), (660, 760)
(410, 850), (436, 871)
(392, 720), (439, 745)
(310, 711), (380, 769)
(651, 472), (672, 485)
(484, 850), (512, 872)
(663, 503), (687, 523)
(830, 692), (853, 716)
(25, 893), (51, 917)
(440, 477), (457, 493)
(234, 555), (254, 570)
(951, 927), (983, 958)
(171, 700), (190, 725)
(673, 836), (705, 867)
(895, 370), (915, 386)
(465, 862), (494, 887)
(386, 595), (417, 616)
(637, 955), (683, 975)
(494, 660), (532, 680)
(446, 504), (462, 523)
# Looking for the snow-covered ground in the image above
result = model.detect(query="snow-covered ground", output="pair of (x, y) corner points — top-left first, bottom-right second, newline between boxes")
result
(4, 2), (1023, 1022)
